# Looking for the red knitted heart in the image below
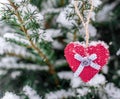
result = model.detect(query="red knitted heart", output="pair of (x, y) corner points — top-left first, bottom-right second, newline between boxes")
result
(64, 41), (109, 82)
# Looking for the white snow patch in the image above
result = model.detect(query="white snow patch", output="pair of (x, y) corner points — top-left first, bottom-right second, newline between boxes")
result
(41, 0), (56, 10)
(0, 57), (48, 71)
(102, 65), (108, 74)
(76, 88), (90, 96)
(96, 1), (118, 22)
(57, 11), (75, 29)
(0, 37), (35, 59)
(105, 83), (120, 99)
(58, 71), (73, 80)
(66, 33), (74, 42)
(79, 24), (97, 37)
(0, 56), (18, 64)
(4, 33), (30, 45)
(39, 29), (61, 42)
(55, 59), (66, 66)
(46, 29), (62, 38)
(42, 8), (62, 14)
(0, 0), (9, 10)
(11, 71), (21, 79)
(45, 89), (75, 99)
(52, 40), (64, 50)
(92, 0), (102, 7)
(91, 12), (96, 21)
(23, 85), (41, 99)
(0, 70), (7, 75)
(87, 74), (106, 87)
(109, 41), (113, 45)
(116, 49), (120, 56)
(2, 92), (20, 99)
(18, 4), (43, 21)
(0, 0), (9, 19)
(0, 23), (15, 35)
(14, 0), (22, 2)
(70, 77), (83, 88)
(117, 70), (120, 76)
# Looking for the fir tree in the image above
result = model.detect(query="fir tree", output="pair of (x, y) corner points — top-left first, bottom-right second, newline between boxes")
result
(0, 0), (120, 99)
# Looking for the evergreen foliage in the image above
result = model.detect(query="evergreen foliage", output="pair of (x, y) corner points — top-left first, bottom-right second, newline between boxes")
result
(0, 0), (120, 99)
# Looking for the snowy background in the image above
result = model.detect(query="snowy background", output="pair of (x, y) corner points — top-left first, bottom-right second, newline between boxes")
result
(0, 0), (120, 99)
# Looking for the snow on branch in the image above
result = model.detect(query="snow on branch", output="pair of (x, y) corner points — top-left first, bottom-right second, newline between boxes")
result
(45, 89), (75, 99)
(105, 83), (120, 99)
(39, 29), (62, 42)
(57, 71), (106, 88)
(7, 0), (44, 21)
(23, 85), (42, 99)
(0, 57), (48, 71)
(41, 8), (62, 15)
(0, 37), (35, 59)
(116, 49), (120, 56)
(96, 1), (119, 22)
(4, 33), (30, 45)
(57, 0), (102, 28)
(2, 92), (20, 99)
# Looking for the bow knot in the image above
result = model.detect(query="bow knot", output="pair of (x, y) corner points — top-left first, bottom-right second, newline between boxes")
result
(74, 53), (101, 77)
(81, 57), (91, 67)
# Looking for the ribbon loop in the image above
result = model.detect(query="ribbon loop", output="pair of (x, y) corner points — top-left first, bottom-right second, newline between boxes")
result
(89, 54), (97, 60)
(90, 62), (101, 70)
(74, 53), (83, 61)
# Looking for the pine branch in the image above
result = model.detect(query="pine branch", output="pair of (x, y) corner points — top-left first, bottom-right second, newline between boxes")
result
(7, 0), (59, 86)
(6, 52), (36, 62)
(6, 52), (26, 59)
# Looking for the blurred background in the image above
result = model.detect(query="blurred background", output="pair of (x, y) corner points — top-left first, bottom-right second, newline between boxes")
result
(0, 0), (120, 99)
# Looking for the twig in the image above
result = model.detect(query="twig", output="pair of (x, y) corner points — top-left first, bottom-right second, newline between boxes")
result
(7, 0), (59, 86)
(6, 52), (36, 62)
(7, 52), (26, 59)
(73, 29), (77, 41)
(61, 0), (64, 6)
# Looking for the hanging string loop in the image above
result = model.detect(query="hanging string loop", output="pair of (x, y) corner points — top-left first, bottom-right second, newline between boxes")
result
(74, 0), (93, 48)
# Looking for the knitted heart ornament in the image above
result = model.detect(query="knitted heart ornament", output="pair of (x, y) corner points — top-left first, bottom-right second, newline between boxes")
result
(64, 41), (109, 82)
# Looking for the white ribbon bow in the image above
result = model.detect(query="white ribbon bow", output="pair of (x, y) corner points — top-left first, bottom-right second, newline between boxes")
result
(74, 53), (101, 77)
